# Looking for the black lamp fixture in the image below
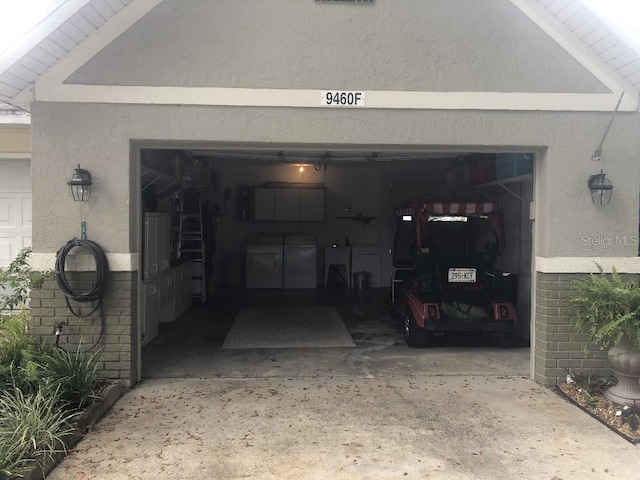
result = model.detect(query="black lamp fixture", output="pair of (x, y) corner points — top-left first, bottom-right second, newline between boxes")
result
(587, 169), (613, 206)
(68, 164), (92, 202)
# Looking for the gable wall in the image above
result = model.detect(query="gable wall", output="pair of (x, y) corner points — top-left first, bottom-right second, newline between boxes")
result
(67, 0), (608, 94)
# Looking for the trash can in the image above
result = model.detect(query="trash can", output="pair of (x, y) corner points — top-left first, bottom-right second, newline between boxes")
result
(353, 271), (370, 294)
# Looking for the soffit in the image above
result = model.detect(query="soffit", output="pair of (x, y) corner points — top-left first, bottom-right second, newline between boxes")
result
(0, 0), (134, 106)
(535, 0), (640, 92)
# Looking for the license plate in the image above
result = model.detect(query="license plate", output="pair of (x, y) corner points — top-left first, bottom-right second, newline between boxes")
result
(448, 268), (476, 283)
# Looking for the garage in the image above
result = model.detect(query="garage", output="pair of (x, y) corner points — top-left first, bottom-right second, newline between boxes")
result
(6, 0), (639, 386)
(138, 146), (534, 377)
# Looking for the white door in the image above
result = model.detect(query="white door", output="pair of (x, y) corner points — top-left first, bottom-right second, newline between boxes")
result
(0, 158), (31, 267)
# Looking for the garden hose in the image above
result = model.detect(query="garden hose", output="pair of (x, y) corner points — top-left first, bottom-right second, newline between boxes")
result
(55, 239), (110, 350)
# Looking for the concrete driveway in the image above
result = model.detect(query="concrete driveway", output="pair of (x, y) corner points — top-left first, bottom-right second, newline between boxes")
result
(48, 374), (638, 480)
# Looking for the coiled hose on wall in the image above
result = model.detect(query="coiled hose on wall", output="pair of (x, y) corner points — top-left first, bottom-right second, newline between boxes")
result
(55, 239), (110, 349)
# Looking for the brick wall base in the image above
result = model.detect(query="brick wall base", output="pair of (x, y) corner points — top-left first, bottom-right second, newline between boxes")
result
(30, 271), (138, 386)
(533, 272), (638, 385)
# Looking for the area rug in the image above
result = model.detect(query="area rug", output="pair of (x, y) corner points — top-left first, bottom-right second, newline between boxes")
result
(222, 306), (356, 349)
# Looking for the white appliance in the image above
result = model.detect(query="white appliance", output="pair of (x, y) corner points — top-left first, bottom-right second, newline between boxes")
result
(283, 235), (317, 289)
(246, 235), (284, 288)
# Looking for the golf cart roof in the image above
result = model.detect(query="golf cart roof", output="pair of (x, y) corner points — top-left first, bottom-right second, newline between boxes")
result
(395, 201), (502, 217)
(395, 200), (506, 254)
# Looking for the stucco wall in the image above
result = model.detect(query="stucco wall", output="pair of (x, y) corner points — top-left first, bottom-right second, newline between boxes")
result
(67, 0), (607, 94)
(30, 104), (640, 262)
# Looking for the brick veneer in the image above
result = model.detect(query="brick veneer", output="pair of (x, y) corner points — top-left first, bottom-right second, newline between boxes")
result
(29, 271), (138, 385)
(533, 272), (640, 385)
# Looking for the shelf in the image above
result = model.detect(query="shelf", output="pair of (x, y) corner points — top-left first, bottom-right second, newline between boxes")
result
(456, 174), (532, 203)
(141, 166), (204, 200)
(459, 174), (532, 190)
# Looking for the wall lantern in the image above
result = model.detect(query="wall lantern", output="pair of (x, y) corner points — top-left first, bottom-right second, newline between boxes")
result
(587, 169), (613, 205)
(68, 165), (92, 202)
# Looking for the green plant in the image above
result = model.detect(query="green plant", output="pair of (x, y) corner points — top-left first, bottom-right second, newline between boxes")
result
(621, 402), (640, 431)
(0, 385), (77, 478)
(0, 247), (51, 312)
(565, 369), (612, 396)
(0, 308), (41, 392)
(569, 266), (640, 350)
(39, 344), (102, 410)
(0, 440), (29, 480)
(582, 390), (598, 406)
(0, 308), (31, 365)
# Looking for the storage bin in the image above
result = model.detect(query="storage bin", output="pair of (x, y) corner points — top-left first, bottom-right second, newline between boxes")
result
(495, 153), (533, 180)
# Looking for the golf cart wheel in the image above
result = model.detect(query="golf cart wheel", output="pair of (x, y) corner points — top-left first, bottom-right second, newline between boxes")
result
(404, 308), (428, 348)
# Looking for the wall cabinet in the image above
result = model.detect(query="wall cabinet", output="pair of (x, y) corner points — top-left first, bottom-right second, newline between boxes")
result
(143, 213), (171, 279)
(142, 279), (159, 346)
(158, 272), (175, 324)
(173, 261), (193, 320)
(274, 188), (300, 221)
(142, 262), (193, 345)
(142, 211), (192, 345)
(254, 187), (275, 221)
(253, 186), (324, 221)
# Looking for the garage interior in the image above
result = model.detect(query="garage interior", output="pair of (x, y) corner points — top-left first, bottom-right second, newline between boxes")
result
(139, 147), (534, 377)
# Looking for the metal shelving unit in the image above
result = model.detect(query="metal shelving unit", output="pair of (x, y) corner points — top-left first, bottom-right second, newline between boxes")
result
(141, 166), (204, 200)
(457, 174), (533, 203)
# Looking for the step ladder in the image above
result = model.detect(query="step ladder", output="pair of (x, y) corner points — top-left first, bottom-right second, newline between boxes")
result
(178, 192), (206, 303)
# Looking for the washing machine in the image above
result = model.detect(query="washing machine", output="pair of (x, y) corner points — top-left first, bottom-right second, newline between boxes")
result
(246, 235), (284, 289)
(283, 235), (317, 289)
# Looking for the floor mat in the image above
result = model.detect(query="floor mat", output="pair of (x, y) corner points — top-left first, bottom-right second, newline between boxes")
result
(222, 306), (356, 348)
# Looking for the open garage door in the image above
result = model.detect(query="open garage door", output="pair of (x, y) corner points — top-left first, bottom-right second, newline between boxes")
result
(138, 147), (533, 378)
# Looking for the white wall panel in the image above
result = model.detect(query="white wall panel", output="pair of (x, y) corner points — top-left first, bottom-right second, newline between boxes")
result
(0, 239), (16, 265)
(0, 159), (32, 267)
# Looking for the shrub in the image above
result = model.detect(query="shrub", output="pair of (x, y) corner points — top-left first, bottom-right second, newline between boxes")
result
(621, 401), (640, 432)
(0, 385), (77, 479)
(0, 308), (40, 392)
(39, 344), (102, 410)
(0, 247), (50, 312)
(0, 440), (28, 480)
(569, 266), (640, 350)
(0, 308), (31, 364)
(566, 370), (613, 395)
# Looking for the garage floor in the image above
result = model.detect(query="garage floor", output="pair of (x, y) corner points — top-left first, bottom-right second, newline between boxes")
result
(142, 287), (530, 379)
